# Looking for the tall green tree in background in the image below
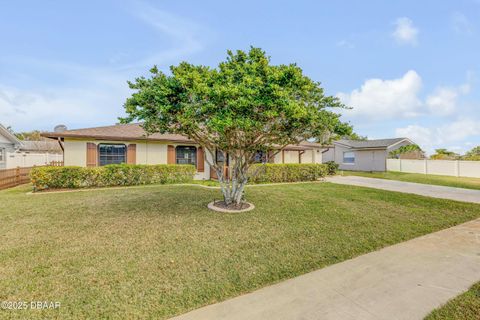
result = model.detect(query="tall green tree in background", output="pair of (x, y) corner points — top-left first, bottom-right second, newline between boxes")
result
(463, 146), (480, 160)
(430, 148), (458, 160)
(122, 47), (346, 206)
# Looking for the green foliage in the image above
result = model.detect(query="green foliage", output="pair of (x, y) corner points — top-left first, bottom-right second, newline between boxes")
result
(248, 164), (328, 183)
(14, 130), (46, 141)
(463, 146), (480, 161)
(389, 144), (423, 158)
(430, 148), (459, 160)
(121, 47), (345, 204)
(328, 121), (367, 141)
(121, 47), (344, 152)
(325, 161), (339, 175)
(30, 164), (196, 191)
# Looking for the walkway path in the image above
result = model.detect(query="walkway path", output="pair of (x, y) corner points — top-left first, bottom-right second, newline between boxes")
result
(172, 217), (480, 320)
(327, 175), (480, 204)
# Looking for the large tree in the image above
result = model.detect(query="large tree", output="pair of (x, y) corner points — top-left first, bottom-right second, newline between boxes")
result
(122, 47), (345, 206)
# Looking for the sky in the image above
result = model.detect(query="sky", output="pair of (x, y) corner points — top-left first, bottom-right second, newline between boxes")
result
(0, 0), (479, 154)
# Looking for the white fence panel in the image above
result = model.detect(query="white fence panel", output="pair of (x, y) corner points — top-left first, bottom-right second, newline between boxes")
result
(6, 152), (63, 169)
(386, 159), (400, 171)
(387, 159), (480, 179)
(458, 161), (480, 178)
(427, 160), (456, 176)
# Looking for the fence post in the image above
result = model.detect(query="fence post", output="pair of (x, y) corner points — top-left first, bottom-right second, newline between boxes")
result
(424, 159), (428, 175)
(15, 166), (20, 185)
(455, 160), (460, 177)
(399, 159), (402, 172)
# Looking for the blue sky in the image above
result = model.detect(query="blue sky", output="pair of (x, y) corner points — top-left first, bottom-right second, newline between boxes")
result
(1, 0), (479, 154)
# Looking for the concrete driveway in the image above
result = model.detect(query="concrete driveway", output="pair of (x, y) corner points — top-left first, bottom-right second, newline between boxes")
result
(171, 218), (480, 320)
(327, 176), (480, 204)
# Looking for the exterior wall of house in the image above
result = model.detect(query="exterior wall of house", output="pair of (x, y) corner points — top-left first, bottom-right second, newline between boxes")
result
(63, 139), (212, 179)
(321, 148), (334, 163)
(0, 132), (15, 169)
(334, 144), (388, 171)
(62, 138), (323, 179)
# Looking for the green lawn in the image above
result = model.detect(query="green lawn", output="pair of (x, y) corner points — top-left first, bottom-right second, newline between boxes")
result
(340, 170), (480, 190)
(1, 183), (480, 319)
(425, 282), (480, 319)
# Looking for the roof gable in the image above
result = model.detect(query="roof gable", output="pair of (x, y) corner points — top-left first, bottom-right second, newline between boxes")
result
(334, 138), (411, 149)
(0, 124), (22, 145)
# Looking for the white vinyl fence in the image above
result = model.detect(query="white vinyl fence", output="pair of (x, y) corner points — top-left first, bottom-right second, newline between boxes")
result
(387, 159), (480, 178)
(6, 152), (63, 169)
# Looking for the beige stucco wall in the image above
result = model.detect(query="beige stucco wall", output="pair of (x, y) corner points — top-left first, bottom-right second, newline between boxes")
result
(63, 139), (211, 180)
(64, 139), (87, 166)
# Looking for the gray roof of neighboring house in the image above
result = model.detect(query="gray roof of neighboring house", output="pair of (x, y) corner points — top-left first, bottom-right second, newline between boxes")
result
(334, 138), (411, 149)
(20, 140), (63, 153)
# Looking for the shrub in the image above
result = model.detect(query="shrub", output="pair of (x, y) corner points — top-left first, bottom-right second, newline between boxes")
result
(325, 161), (339, 175)
(248, 163), (328, 183)
(30, 164), (196, 191)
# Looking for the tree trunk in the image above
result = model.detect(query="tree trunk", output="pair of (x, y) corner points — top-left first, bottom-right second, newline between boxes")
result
(215, 153), (248, 206)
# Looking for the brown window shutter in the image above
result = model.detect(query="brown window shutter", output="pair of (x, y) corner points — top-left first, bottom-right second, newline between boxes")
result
(127, 144), (136, 164)
(197, 147), (205, 172)
(86, 143), (97, 167)
(167, 145), (176, 164)
(268, 151), (275, 163)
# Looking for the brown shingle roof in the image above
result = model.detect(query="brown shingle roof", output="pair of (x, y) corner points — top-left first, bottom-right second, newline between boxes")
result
(42, 123), (326, 150)
(42, 123), (194, 143)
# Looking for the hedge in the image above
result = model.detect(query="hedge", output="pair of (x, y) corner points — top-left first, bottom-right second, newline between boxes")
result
(248, 163), (330, 183)
(30, 164), (196, 191)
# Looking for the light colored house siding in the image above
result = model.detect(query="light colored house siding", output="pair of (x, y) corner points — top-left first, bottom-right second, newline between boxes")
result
(64, 140), (88, 166)
(334, 145), (388, 171)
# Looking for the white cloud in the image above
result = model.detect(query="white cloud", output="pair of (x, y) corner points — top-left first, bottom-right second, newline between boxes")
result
(338, 71), (473, 120)
(337, 70), (423, 119)
(396, 119), (480, 154)
(451, 12), (473, 35)
(392, 17), (419, 45)
(336, 40), (355, 49)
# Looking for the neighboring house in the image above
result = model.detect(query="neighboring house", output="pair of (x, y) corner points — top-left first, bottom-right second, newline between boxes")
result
(0, 124), (22, 169)
(42, 123), (327, 180)
(0, 123), (63, 169)
(331, 138), (414, 172)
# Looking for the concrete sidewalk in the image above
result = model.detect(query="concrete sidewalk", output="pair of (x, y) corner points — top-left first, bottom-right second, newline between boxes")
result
(171, 218), (480, 320)
(327, 176), (480, 204)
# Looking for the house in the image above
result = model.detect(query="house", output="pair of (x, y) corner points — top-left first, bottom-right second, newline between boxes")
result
(0, 124), (22, 169)
(328, 138), (414, 172)
(42, 123), (327, 180)
(0, 123), (63, 169)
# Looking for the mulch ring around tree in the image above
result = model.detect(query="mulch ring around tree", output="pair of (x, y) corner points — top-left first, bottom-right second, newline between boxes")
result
(207, 200), (255, 213)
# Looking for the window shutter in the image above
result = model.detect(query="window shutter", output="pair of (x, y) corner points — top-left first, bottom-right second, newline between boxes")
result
(86, 143), (97, 167)
(267, 151), (275, 163)
(167, 145), (176, 164)
(127, 144), (136, 164)
(197, 147), (204, 172)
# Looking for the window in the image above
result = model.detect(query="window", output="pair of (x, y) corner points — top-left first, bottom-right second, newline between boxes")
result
(253, 151), (267, 163)
(98, 144), (126, 166)
(216, 149), (228, 166)
(0, 148), (5, 162)
(176, 146), (196, 165)
(343, 151), (355, 164)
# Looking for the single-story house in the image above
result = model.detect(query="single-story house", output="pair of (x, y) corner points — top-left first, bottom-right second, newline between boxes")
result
(325, 138), (415, 172)
(1, 123), (63, 169)
(42, 123), (327, 180)
(0, 124), (22, 169)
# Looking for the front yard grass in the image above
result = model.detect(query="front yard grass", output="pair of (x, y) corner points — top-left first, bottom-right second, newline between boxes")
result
(1, 182), (480, 319)
(425, 281), (480, 319)
(341, 170), (480, 191)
